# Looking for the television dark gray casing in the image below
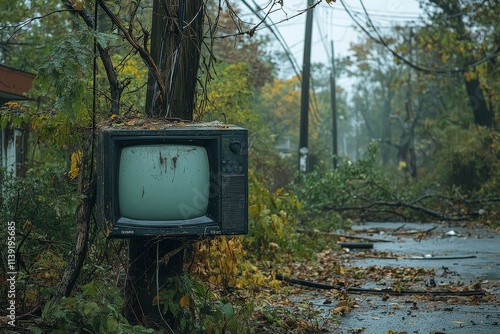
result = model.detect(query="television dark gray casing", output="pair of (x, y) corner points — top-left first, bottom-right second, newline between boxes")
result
(96, 123), (248, 238)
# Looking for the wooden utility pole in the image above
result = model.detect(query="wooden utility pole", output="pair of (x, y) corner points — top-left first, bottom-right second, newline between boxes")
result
(126, 0), (204, 327)
(126, 239), (184, 326)
(299, 0), (314, 172)
(330, 41), (338, 169)
(145, 0), (203, 119)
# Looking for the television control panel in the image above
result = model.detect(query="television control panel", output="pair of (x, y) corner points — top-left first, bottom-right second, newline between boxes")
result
(221, 135), (247, 175)
(219, 131), (248, 234)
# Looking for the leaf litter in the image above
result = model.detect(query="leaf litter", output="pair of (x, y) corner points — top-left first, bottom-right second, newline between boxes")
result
(250, 224), (500, 333)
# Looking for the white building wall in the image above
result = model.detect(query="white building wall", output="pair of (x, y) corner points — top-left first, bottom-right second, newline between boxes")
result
(1, 128), (20, 177)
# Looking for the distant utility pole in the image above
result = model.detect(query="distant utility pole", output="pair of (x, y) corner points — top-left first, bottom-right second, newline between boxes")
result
(299, 0), (314, 173)
(330, 41), (338, 169)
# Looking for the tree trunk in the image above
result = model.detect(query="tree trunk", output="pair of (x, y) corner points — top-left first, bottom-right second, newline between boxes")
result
(380, 90), (394, 165)
(125, 239), (185, 326)
(146, 0), (204, 119)
(50, 2), (122, 301)
(126, 0), (205, 327)
(64, 0), (122, 116)
(52, 160), (96, 299)
(429, 0), (494, 128)
(463, 75), (494, 128)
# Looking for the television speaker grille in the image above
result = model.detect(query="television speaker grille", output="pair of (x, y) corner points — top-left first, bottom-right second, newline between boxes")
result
(221, 175), (248, 233)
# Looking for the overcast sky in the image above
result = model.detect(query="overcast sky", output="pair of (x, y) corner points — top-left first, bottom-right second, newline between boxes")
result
(245, 0), (424, 77)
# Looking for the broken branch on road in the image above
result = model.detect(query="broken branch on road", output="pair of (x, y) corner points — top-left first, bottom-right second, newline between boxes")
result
(275, 274), (486, 297)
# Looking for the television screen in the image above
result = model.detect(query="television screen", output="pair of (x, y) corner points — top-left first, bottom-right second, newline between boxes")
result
(119, 144), (210, 222)
(97, 122), (248, 238)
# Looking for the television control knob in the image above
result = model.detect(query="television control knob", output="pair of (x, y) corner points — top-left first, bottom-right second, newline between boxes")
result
(229, 141), (242, 153)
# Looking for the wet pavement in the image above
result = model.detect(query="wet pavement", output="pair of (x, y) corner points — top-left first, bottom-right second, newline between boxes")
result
(349, 222), (500, 283)
(288, 222), (500, 333)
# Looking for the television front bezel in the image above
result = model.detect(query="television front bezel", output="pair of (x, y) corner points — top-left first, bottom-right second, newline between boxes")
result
(97, 126), (247, 238)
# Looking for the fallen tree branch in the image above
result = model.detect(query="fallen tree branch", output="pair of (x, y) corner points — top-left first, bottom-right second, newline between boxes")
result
(360, 255), (477, 260)
(323, 194), (500, 222)
(296, 229), (391, 242)
(324, 200), (466, 221)
(391, 225), (438, 235)
(275, 274), (486, 296)
(349, 225), (438, 236)
(337, 242), (374, 249)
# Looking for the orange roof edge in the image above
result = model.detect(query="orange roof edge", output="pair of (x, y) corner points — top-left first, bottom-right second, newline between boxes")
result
(0, 64), (36, 99)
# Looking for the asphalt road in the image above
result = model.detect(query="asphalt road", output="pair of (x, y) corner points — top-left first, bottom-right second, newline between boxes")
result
(338, 222), (500, 334)
(288, 222), (500, 334)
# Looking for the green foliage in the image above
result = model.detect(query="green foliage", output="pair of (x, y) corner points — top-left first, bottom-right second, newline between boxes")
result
(0, 166), (78, 242)
(31, 30), (93, 128)
(289, 133), (500, 227)
(291, 142), (427, 225)
(0, 166), (79, 312)
(37, 281), (158, 334)
(255, 76), (301, 144)
(414, 0), (499, 128)
(245, 171), (305, 261)
(478, 131), (500, 195)
(200, 62), (261, 131)
(293, 143), (389, 217)
(157, 273), (253, 334)
(112, 51), (149, 112)
(0, 0), (71, 70)
(419, 125), (500, 226)
(427, 125), (498, 193)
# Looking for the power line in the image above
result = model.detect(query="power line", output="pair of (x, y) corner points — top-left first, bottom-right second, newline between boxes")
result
(334, 5), (422, 20)
(278, 20), (354, 29)
(340, 0), (500, 75)
(341, 4), (422, 16)
(314, 9), (332, 61)
(241, 0), (302, 79)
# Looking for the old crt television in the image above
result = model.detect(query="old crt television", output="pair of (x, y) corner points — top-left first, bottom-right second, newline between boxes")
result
(97, 122), (248, 238)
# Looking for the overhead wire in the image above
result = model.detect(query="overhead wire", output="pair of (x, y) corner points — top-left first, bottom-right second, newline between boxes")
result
(314, 7), (332, 61)
(242, 1), (324, 132)
(242, 0), (302, 79)
(340, 0), (500, 75)
(308, 6), (335, 126)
